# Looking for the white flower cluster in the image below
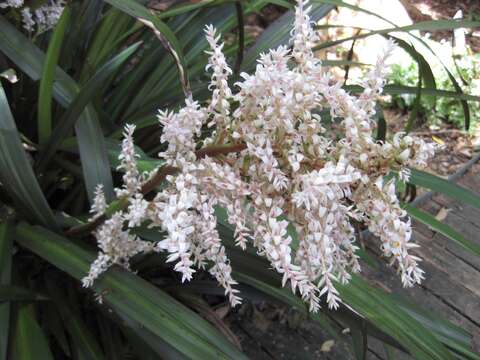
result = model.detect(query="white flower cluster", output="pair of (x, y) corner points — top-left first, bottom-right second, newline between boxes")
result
(1, 0), (65, 33)
(83, 0), (435, 311)
(0, 0), (22, 9)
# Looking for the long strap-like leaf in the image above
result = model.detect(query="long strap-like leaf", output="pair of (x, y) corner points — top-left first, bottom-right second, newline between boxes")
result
(0, 16), (115, 203)
(0, 84), (57, 227)
(0, 222), (13, 360)
(16, 223), (247, 360)
(38, 7), (71, 145)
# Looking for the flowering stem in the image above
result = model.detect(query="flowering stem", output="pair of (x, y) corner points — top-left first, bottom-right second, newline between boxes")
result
(65, 166), (176, 237)
(65, 143), (246, 237)
(195, 143), (246, 158)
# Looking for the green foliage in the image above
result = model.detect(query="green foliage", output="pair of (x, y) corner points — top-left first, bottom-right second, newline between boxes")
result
(388, 52), (480, 129)
(0, 0), (479, 359)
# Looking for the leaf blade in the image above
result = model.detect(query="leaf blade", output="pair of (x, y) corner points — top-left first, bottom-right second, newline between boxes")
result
(12, 304), (54, 360)
(404, 204), (480, 257)
(0, 83), (57, 228)
(15, 223), (247, 360)
(0, 222), (13, 360)
(408, 169), (480, 210)
(38, 7), (71, 145)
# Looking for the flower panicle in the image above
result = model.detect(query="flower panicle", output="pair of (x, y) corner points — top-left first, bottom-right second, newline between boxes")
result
(84, 0), (434, 311)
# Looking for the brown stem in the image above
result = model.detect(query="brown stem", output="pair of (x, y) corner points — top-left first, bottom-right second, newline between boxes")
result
(65, 165), (177, 237)
(65, 144), (246, 237)
(196, 143), (247, 159)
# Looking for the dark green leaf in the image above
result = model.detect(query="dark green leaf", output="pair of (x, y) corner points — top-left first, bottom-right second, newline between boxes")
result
(314, 19), (480, 51)
(408, 169), (480, 210)
(0, 83), (56, 228)
(0, 221), (13, 360)
(404, 204), (480, 257)
(12, 304), (54, 360)
(36, 41), (141, 173)
(218, 212), (459, 359)
(346, 84), (480, 102)
(375, 105), (386, 141)
(405, 64), (422, 133)
(38, 7), (71, 145)
(351, 320), (367, 360)
(44, 278), (104, 360)
(0, 16), (115, 203)
(15, 223), (247, 360)
(103, 0), (190, 95)
(388, 35), (436, 107)
(337, 276), (454, 360)
(0, 286), (48, 302)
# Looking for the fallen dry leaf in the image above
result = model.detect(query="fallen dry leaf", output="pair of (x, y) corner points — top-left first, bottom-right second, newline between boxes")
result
(320, 340), (335, 352)
(435, 207), (450, 222)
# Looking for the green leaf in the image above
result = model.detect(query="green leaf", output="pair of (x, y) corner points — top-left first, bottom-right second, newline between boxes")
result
(337, 276), (454, 360)
(0, 83), (57, 228)
(15, 223), (247, 360)
(234, 271), (339, 337)
(117, 311), (187, 360)
(389, 295), (478, 360)
(157, 0), (235, 19)
(0, 222), (13, 360)
(375, 105), (387, 141)
(351, 320), (367, 360)
(408, 169), (480, 210)
(0, 286), (48, 302)
(322, 59), (370, 67)
(44, 278), (105, 360)
(384, 344), (396, 360)
(387, 35), (436, 106)
(218, 213), (461, 359)
(407, 36), (471, 130)
(0, 15), (115, 203)
(346, 84), (480, 102)
(104, 138), (164, 173)
(36, 41), (141, 172)
(103, 0), (190, 95)
(314, 19), (480, 51)
(83, 9), (136, 74)
(12, 304), (54, 360)
(242, 2), (335, 70)
(97, 315), (123, 360)
(38, 7), (71, 145)
(43, 304), (71, 357)
(301, 9), (472, 129)
(405, 64), (422, 133)
(404, 204), (480, 257)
